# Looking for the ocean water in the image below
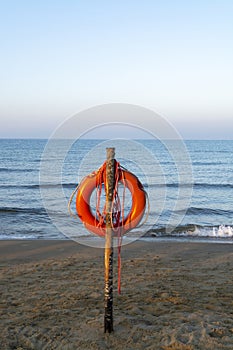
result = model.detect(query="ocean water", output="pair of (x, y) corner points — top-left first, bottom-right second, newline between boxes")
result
(1, 138), (233, 242)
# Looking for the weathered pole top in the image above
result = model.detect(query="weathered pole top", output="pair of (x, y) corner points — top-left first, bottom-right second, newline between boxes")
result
(106, 147), (115, 160)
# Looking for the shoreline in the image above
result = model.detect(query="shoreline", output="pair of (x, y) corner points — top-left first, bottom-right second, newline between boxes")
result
(1, 239), (233, 349)
(1, 238), (233, 265)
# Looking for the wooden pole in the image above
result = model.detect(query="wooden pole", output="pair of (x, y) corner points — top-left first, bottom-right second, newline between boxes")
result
(104, 147), (115, 333)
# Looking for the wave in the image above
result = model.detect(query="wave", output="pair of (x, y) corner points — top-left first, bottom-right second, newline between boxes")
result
(192, 161), (230, 165)
(146, 224), (233, 239)
(0, 183), (78, 190)
(147, 183), (233, 189)
(0, 167), (35, 173)
(2, 181), (233, 191)
(174, 207), (233, 216)
(39, 183), (78, 189)
(194, 183), (233, 189)
(0, 206), (71, 219)
(0, 206), (47, 215)
(145, 183), (193, 188)
(0, 234), (39, 240)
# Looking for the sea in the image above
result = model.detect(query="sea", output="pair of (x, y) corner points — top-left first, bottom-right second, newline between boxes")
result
(1, 138), (233, 243)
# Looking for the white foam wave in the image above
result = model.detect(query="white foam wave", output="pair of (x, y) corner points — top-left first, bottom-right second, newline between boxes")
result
(187, 225), (233, 238)
(0, 234), (37, 240)
(211, 225), (233, 238)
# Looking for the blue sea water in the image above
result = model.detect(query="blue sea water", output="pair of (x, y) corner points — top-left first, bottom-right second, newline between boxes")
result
(1, 138), (233, 242)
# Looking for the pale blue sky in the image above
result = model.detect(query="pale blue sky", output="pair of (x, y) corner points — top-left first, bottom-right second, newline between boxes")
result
(1, 0), (233, 138)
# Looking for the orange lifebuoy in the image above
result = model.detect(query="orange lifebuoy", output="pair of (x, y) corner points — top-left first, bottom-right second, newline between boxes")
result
(76, 162), (146, 237)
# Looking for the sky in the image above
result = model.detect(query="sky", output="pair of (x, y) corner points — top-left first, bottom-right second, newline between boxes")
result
(0, 0), (233, 139)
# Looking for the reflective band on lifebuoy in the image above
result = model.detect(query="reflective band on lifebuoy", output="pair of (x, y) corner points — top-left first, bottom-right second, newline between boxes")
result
(76, 162), (146, 237)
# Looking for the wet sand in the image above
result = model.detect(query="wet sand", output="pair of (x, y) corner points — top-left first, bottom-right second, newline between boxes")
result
(0, 239), (233, 349)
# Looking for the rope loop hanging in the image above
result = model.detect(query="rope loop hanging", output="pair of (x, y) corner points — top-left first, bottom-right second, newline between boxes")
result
(68, 160), (149, 294)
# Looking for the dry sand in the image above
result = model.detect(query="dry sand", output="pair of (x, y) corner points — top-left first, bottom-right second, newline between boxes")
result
(0, 239), (233, 350)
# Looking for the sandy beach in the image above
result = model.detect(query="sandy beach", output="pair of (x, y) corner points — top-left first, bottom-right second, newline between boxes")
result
(0, 239), (233, 350)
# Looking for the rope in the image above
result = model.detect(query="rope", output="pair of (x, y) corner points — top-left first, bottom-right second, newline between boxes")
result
(95, 165), (106, 231)
(95, 161), (124, 294)
(68, 184), (79, 217)
(68, 162), (150, 295)
(117, 166), (126, 294)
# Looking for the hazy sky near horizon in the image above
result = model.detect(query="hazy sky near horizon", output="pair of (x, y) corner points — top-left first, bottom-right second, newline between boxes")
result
(1, 0), (233, 139)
